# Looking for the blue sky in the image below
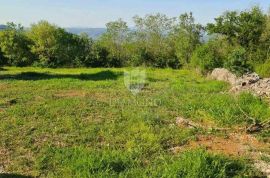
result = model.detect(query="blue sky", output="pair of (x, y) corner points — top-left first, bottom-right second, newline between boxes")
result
(0, 0), (269, 27)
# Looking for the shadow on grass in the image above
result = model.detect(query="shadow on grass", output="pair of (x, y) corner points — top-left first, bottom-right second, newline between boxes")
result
(0, 173), (33, 178)
(0, 68), (7, 71)
(0, 70), (122, 81)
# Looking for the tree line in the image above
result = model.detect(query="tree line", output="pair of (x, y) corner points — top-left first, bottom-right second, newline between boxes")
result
(1, 6), (270, 76)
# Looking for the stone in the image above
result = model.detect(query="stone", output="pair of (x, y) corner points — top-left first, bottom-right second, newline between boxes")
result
(210, 68), (237, 85)
(211, 68), (270, 98)
(176, 117), (198, 128)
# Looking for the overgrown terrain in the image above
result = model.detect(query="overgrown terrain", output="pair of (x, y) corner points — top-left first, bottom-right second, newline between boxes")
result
(0, 67), (269, 177)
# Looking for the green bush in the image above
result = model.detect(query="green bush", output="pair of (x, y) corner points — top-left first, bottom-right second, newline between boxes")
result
(0, 24), (34, 66)
(225, 47), (253, 76)
(190, 41), (224, 73)
(0, 48), (7, 66)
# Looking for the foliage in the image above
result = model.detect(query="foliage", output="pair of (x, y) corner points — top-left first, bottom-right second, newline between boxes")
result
(207, 6), (270, 73)
(0, 6), (270, 73)
(70, 33), (95, 67)
(28, 21), (82, 67)
(98, 19), (130, 67)
(191, 40), (223, 72)
(132, 13), (178, 68)
(225, 47), (252, 76)
(207, 6), (266, 49)
(0, 22), (34, 66)
(174, 12), (203, 65)
(84, 42), (111, 67)
(0, 47), (7, 66)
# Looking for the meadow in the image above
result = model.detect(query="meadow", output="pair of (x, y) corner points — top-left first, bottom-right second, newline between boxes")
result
(0, 67), (269, 177)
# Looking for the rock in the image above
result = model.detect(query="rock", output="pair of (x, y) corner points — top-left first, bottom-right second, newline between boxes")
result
(176, 117), (198, 128)
(211, 68), (270, 99)
(254, 160), (270, 178)
(0, 166), (4, 173)
(242, 72), (260, 84)
(176, 117), (190, 127)
(210, 68), (237, 85)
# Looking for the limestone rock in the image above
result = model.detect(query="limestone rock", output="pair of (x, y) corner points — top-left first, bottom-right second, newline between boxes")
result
(211, 68), (270, 98)
(210, 68), (237, 85)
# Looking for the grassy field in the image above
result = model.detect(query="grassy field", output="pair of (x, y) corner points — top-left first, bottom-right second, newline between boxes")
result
(0, 67), (269, 177)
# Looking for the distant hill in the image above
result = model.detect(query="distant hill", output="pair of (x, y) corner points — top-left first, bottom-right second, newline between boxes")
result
(0, 25), (106, 38)
(0, 24), (7, 30)
(66, 28), (106, 39)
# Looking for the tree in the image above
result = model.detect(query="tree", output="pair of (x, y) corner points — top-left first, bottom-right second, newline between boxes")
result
(207, 7), (267, 52)
(191, 37), (230, 72)
(98, 19), (130, 67)
(260, 9), (270, 62)
(73, 33), (100, 67)
(132, 13), (177, 68)
(28, 20), (79, 67)
(225, 47), (252, 76)
(0, 48), (6, 66)
(0, 22), (33, 66)
(173, 12), (203, 65)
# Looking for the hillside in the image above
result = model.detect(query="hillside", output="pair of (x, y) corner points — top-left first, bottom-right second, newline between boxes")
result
(66, 28), (106, 39)
(0, 25), (7, 30)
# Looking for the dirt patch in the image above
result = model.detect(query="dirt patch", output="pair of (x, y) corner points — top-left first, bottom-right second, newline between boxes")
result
(0, 108), (5, 113)
(0, 84), (9, 90)
(172, 133), (269, 157)
(171, 131), (270, 177)
(53, 90), (86, 98)
(0, 148), (11, 173)
(89, 91), (112, 103)
(172, 116), (270, 176)
(34, 96), (45, 101)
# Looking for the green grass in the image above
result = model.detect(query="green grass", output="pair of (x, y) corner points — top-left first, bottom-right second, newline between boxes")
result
(255, 60), (270, 78)
(0, 67), (269, 177)
(37, 148), (256, 178)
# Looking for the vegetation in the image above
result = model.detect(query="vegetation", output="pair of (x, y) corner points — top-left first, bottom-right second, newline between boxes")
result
(1, 6), (270, 76)
(0, 67), (268, 177)
(0, 23), (33, 66)
(206, 6), (270, 74)
(1, 5), (270, 178)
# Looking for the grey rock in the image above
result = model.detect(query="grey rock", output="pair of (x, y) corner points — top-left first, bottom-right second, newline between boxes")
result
(211, 68), (270, 98)
(210, 68), (237, 85)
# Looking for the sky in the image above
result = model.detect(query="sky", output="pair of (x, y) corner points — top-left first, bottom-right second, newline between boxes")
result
(0, 0), (269, 28)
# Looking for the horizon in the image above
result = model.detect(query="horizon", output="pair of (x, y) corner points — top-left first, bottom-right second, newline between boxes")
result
(0, 0), (269, 28)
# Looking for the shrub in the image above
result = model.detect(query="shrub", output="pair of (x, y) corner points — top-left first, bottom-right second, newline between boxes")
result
(225, 47), (252, 76)
(28, 21), (83, 67)
(0, 48), (7, 66)
(0, 24), (34, 66)
(190, 41), (224, 73)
